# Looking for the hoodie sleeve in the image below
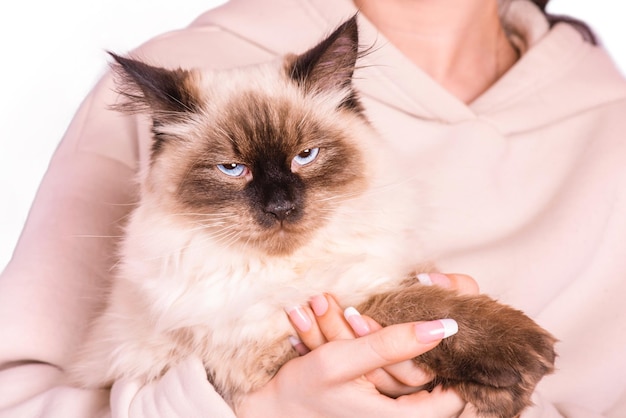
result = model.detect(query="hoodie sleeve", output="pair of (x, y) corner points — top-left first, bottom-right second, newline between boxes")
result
(110, 356), (236, 418)
(0, 67), (135, 416)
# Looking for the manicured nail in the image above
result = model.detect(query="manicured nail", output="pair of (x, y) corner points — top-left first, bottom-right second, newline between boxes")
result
(343, 306), (371, 336)
(310, 294), (329, 316)
(288, 335), (310, 356)
(417, 273), (451, 288)
(414, 319), (458, 343)
(285, 306), (312, 332)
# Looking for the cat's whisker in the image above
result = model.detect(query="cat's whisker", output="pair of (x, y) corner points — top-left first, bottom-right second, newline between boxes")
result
(108, 259), (123, 273)
(315, 208), (409, 230)
(200, 229), (243, 251)
(188, 215), (242, 224)
(213, 125), (238, 147)
(221, 233), (246, 251)
(205, 226), (243, 241)
(241, 230), (255, 250)
(71, 234), (126, 239)
(171, 211), (239, 218)
(320, 176), (420, 202)
(316, 188), (371, 203)
(120, 231), (239, 265)
(154, 91), (196, 113)
(175, 223), (242, 243)
(296, 108), (314, 132)
(188, 216), (241, 228)
(103, 201), (141, 207)
(320, 218), (399, 234)
(319, 206), (411, 216)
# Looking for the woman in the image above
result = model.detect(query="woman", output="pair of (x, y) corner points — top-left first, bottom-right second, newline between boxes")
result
(0, 0), (624, 416)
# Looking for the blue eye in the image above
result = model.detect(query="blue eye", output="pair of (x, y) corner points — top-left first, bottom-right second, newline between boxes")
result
(293, 147), (320, 166)
(217, 163), (248, 177)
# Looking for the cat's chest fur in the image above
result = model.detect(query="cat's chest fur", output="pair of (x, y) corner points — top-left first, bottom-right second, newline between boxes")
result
(97, 190), (419, 403)
(119, 191), (418, 343)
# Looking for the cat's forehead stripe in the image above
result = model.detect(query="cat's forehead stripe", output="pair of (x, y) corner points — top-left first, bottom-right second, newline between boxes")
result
(219, 91), (327, 155)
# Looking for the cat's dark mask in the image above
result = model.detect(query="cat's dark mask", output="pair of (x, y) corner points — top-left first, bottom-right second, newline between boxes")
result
(109, 16), (373, 256)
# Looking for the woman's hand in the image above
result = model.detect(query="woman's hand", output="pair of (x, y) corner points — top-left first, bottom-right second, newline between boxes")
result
(237, 273), (478, 418)
(289, 273), (479, 397)
(237, 318), (464, 418)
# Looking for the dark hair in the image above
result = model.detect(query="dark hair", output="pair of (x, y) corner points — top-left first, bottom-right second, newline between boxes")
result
(531, 0), (597, 44)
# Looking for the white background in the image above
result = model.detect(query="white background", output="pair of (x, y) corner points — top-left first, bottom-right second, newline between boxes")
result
(0, 0), (624, 271)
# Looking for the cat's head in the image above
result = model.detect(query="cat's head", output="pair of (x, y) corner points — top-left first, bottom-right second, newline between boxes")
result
(111, 16), (384, 256)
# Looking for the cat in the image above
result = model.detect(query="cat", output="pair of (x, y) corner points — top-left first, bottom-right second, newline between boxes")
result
(69, 16), (556, 418)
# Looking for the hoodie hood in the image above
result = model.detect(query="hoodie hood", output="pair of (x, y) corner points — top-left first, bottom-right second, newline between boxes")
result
(192, 0), (626, 135)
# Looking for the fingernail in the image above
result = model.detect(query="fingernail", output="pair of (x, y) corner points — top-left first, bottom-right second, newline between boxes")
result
(285, 306), (312, 332)
(343, 306), (371, 336)
(310, 294), (329, 316)
(417, 273), (451, 288)
(288, 335), (310, 355)
(414, 319), (458, 343)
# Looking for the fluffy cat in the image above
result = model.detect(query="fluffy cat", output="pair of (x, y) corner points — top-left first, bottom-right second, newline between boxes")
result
(69, 16), (556, 417)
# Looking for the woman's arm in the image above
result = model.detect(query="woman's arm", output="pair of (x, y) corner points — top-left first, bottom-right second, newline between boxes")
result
(0, 72), (139, 417)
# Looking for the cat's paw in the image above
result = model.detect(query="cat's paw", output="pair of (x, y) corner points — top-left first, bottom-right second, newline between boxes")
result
(424, 295), (557, 417)
(357, 284), (556, 417)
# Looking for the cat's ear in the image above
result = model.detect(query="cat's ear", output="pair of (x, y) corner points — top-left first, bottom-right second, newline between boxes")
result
(286, 15), (362, 112)
(108, 52), (200, 121)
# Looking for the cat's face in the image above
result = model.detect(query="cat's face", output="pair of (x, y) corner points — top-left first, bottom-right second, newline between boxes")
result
(113, 17), (376, 255)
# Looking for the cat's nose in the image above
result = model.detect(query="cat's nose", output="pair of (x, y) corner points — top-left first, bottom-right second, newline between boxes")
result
(264, 201), (296, 221)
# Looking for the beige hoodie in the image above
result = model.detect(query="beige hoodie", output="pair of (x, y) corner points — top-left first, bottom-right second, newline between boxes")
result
(0, 0), (624, 417)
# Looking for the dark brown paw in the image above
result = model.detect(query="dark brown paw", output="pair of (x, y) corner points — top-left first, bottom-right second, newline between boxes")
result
(422, 294), (557, 417)
(358, 284), (557, 417)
